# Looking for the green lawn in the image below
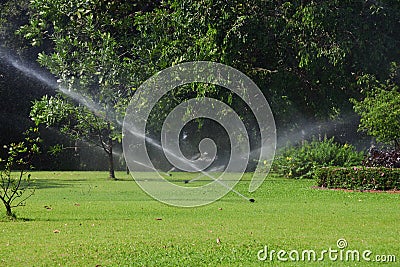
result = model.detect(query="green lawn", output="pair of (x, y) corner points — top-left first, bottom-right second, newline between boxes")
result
(0, 171), (399, 266)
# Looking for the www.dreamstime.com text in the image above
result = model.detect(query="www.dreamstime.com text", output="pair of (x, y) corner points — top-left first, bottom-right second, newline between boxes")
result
(257, 239), (396, 263)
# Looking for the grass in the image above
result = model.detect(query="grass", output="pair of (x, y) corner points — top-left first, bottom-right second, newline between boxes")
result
(0, 171), (399, 266)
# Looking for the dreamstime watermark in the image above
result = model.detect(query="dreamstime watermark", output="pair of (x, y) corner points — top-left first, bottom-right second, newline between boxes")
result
(257, 238), (397, 263)
(122, 61), (276, 207)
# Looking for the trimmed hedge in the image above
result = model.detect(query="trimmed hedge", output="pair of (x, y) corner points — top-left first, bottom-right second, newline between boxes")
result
(315, 167), (400, 190)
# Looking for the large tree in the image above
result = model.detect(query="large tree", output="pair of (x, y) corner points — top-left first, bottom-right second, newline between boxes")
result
(19, 0), (160, 178)
(30, 95), (121, 178)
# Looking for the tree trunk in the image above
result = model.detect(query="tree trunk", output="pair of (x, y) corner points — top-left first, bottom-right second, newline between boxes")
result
(107, 122), (116, 180)
(5, 203), (13, 218)
(108, 150), (115, 179)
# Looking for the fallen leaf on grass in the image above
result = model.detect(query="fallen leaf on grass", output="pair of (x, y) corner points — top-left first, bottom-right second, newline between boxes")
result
(216, 238), (221, 244)
(53, 229), (60, 233)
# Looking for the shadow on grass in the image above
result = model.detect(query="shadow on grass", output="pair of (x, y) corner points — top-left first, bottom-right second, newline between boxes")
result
(32, 179), (87, 189)
(0, 215), (33, 222)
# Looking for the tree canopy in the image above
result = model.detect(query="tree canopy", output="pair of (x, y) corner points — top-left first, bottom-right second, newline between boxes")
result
(132, 0), (400, 124)
(0, 0), (399, 170)
(352, 65), (400, 149)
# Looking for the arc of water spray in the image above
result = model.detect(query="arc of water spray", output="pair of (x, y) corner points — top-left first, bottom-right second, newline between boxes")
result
(185, 169), (251, 201)
(187, 165), (225, 183)
(116, 146), (253, 202)
(0, 50), (103, 116)
(123, 121), (251, 198)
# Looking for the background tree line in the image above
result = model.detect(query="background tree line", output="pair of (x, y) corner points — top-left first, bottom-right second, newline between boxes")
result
(1, 0), (399, 175)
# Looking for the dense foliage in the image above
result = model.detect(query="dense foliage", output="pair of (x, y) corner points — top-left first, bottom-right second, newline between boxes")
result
(363, 148), (400, 168)
(315, 167), (400, 191)
(273, 137), (364, 179)
(133, 0), (400, 127)
(19, 0), (400, 126)
(0, 0), (399, 171)
(352, 71), (400, 149)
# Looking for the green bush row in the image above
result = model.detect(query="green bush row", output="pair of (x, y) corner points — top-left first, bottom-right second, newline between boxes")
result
(315, 167), (400, 190)
(273, 137), (364, 179)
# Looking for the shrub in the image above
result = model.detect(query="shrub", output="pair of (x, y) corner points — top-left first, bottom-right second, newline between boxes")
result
(273, 137), (364, 179)
(363, 147), (400, 168)
(0, 128), (40, 218)
(315, 167), (400, 190)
